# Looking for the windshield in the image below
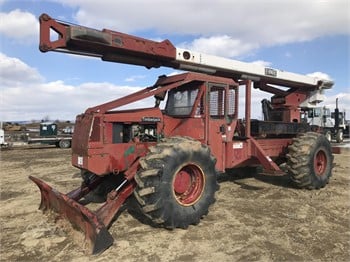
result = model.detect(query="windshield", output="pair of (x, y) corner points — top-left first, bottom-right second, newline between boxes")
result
(165, 88), (199, 116)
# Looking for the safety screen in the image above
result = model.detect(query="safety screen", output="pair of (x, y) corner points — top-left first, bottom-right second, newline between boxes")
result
(227, 88), (236, 117)
(210, 87), (225, 117)
(209, 86), (236, 118)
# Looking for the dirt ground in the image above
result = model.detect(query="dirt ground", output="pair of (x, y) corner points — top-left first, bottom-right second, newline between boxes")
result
(0, 146), (349, 262)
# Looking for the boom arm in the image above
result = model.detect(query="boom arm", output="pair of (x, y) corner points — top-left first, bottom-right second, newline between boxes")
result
(39, 13), (333, 91)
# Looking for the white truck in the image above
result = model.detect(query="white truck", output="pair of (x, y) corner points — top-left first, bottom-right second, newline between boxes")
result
(302, 98), (346, 143)
(0, 129), (10, 148)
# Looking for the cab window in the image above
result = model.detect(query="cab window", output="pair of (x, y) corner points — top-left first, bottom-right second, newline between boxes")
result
(166, 88), (199, 116)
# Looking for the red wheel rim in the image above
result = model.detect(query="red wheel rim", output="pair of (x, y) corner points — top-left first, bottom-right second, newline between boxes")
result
(314, 149), (327, 176)
(173, 164), (205, 206)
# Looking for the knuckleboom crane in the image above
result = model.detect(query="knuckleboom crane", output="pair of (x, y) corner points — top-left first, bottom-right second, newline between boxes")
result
(30, 14), (335, 254)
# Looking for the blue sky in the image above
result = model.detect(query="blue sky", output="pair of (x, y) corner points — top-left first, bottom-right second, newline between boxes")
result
(0, 0), (349, 121)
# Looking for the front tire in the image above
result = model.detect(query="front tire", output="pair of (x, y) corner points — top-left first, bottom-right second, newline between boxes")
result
(286, 132), (333, 189)
(134, 137), (218, 229)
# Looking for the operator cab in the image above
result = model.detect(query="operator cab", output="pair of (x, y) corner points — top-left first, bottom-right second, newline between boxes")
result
(165, 83), (202, 117)
(162, 73), (238, 121)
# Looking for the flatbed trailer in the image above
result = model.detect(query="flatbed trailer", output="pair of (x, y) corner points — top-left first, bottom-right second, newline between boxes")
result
(27, 135), (72, 148)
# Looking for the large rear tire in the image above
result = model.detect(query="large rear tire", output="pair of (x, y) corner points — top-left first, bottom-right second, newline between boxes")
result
(134, 137), (218, 229)
(286, 132), (333, 189)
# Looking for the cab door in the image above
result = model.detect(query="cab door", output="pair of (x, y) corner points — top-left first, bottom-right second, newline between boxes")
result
(206, 83), (235, 172)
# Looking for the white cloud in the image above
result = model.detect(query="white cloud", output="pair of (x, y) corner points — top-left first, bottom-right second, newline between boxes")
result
(323, 92), (350, 112)
(0, 53), (43, 86)
(1, 79), (151, 121)
(124, 75), (146, 82)
(0, 9), (38, 41)
(179, 35), (258, 57)
(0, 53), (271, 121)
(307, 72), (333, 81)
(51, 0), (349, 58)
(2, 1), (348, 57)
(249, 60), (272, 68)
(238, 87), (272, 120)
(0, 53), (149, 121)
(167, 71), (182, 77)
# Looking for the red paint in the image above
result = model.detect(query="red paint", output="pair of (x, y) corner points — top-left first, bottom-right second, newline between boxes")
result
(314, 149), (327, 176)
(173, 164), (205, 206)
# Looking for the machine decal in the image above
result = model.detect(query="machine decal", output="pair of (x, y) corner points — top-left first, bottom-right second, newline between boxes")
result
(233, 142), (243, 149)
(77, 156), (83, 166)
(142, 116), (161, 122)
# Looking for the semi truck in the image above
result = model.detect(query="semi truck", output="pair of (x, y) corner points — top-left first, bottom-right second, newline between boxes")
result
(0, 129), (10, 148)
(27, 122), (72, 148)
(301, 98), (346, 143)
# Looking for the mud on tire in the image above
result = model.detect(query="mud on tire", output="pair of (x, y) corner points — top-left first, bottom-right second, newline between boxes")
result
(286, 132), (333, 189)
(134, 136), (218, 229)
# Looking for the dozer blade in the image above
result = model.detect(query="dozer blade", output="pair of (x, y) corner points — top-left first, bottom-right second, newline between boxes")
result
(29, 175), (113, 254)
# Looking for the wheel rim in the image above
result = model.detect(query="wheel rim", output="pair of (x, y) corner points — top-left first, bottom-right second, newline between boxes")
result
(60, 140), (70, 148)
(314, 149), (327, 176)
(173, 164), (205, 206)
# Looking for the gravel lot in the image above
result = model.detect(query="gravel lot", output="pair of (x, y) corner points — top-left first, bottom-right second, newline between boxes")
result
(1, 146), (349, 261)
